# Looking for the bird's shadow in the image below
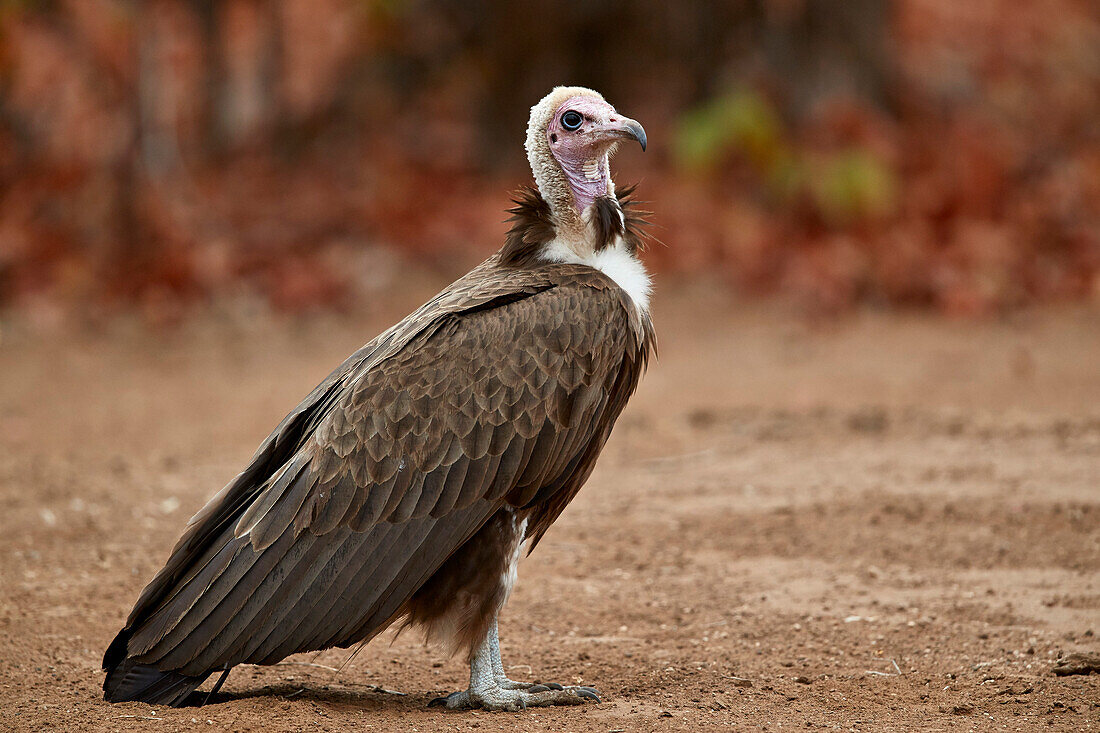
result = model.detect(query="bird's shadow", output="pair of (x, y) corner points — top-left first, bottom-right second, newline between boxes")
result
(180, 682), (428, 711)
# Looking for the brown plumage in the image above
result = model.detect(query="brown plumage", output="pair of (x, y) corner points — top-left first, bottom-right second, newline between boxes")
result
(104, 85), (652, 711)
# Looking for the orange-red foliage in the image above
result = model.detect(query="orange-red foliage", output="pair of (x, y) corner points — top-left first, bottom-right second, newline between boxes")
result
(0, 0), (1097, 318)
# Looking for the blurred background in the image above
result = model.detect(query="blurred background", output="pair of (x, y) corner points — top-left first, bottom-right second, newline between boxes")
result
(1, 0), (1098, 324)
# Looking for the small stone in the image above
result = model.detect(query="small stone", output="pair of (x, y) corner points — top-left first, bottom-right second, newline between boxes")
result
(1052, 652), (1100, 676)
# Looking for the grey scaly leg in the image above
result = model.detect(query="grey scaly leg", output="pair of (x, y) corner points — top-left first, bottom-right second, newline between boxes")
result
(428, 616), (600, 712)
(486, 618), (534, 690)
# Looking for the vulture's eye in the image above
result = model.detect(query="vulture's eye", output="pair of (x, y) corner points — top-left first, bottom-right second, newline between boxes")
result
(561, 111), (583, 130)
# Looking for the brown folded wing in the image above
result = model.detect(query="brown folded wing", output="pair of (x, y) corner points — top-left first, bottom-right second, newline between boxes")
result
(108, 261), (649, 678)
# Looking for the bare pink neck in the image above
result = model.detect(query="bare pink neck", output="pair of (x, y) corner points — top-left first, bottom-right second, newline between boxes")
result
(559, 153), (611, 214)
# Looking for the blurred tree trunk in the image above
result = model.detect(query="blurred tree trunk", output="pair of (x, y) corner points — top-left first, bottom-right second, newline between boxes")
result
(762, 0), (896, 118)
(259, 0), (286, 148)
(194, 0), (229, 158)
(193, 0), (284, 155)
(116, 0), (156, 287)
(135, 1), (175, 178)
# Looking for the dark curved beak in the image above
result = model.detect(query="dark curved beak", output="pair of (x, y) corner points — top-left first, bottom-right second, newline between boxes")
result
(597, 116), (647, 152)
(623, 119), (647, 152)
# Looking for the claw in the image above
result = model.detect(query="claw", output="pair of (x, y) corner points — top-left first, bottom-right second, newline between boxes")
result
(527, 684), (551, 693)
(575, 687), (600, 702)
(545, 682), (564, 690)
(428, 690), (471, 709)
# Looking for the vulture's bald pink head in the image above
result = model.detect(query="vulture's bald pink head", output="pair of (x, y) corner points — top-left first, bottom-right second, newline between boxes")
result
(526, 87), (646, 231)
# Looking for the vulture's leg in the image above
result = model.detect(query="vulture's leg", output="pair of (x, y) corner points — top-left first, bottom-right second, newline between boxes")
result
(485, 617), (548, 690)
(429, 616), (600, 712)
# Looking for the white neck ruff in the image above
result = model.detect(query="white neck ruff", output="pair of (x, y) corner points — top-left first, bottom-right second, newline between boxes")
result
(540, 236), (651, 314)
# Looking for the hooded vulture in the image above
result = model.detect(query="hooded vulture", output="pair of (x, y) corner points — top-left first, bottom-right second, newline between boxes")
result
(103, 86), (654, 712)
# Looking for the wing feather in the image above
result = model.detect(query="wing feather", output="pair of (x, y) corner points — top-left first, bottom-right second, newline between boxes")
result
(237, 457), (313, 550)
(156, 530), (316, 670)
(333, 503), (494, 647)
(246, 522), (403, 663)
(308, 472), (360, 535)
(218, 526), (352, 663)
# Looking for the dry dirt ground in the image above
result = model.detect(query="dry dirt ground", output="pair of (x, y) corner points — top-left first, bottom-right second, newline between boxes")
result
(1, 285), (1098, 732)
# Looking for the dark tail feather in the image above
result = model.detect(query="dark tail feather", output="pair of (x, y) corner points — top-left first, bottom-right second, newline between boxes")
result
(103, 629), (209, 706)
(103, 660), (209, 706)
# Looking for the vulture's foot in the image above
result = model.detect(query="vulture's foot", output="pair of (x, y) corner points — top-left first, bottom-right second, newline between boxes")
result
(428, 682), (599, 712)
(432, 618), (600, 710)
